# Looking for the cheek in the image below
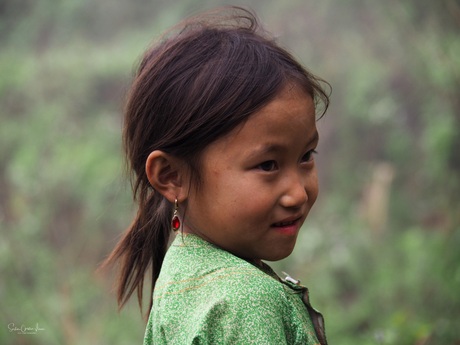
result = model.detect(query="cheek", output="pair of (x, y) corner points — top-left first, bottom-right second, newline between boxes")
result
(220, 180), (269, 220)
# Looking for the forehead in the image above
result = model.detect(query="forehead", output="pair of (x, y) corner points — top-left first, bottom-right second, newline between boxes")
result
(250, 86), (315, 129)
(204, 86), (317, 158)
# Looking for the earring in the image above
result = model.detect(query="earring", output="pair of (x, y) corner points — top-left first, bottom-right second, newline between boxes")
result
(171, 198), (180, 231)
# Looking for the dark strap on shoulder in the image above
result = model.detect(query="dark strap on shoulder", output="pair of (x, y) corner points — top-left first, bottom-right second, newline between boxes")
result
(301, 288), (328, 345)
(280, 273), (328, 345)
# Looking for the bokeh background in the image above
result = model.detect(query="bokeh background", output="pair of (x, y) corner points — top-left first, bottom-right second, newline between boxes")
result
(1, 0), (459, 344)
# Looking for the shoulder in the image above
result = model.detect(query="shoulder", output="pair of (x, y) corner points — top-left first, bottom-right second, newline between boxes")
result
(211, 264), (287, 305)
(150, 235), (307, 343)
(183, 267), (291, 344)
(157, 233), (286, 299)
(156, 237), (288, 310)
(155, 258), (288, 308)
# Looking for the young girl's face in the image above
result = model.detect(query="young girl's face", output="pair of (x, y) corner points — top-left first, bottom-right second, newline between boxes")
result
(183, 85), (319, 263)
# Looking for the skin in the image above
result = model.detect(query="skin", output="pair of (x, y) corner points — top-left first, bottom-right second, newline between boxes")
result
(181, 85), (319, 264)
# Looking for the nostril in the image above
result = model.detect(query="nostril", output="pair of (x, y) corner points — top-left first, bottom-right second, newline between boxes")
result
(280, 188), (308, 209)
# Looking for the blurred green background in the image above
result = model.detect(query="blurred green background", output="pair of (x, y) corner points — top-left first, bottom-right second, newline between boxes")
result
(1, 0), (459, 344)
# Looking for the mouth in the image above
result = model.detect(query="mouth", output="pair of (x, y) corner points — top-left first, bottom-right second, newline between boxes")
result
(272, 219), (298, 227)
(271, 216), (303, 235)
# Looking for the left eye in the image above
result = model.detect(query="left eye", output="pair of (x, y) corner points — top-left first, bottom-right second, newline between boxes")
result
(257, 160), (278, 172)
(301, 150), (317, 163)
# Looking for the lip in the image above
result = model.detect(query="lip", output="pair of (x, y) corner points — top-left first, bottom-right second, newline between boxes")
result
(270, 215), (303, 236)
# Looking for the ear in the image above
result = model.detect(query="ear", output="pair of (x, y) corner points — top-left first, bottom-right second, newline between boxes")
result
(145, 150), (189, 203)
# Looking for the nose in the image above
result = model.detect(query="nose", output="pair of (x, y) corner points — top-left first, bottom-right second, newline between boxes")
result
(279, 171), (311, 209)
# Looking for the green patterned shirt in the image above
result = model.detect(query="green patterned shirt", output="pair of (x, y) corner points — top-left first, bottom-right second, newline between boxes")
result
(144, 233), (327, 345)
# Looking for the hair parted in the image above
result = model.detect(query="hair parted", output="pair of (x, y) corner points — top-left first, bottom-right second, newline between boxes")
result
(103, 6), (330, 316)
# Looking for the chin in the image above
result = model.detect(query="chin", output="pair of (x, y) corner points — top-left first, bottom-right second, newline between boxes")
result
(263, 247), (295, 262)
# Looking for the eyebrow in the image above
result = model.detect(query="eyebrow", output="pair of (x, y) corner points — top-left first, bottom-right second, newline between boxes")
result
(306, 130), (319, 147)
(247, 130), (319, 159)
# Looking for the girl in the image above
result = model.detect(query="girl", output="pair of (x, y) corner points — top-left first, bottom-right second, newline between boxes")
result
(105, 6), (330, 345)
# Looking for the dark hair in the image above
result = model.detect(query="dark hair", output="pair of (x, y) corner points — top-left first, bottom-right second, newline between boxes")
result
(104, 6), (330, 316)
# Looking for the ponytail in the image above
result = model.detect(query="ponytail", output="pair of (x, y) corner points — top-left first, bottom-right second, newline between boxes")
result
(103, 188), (171, 317)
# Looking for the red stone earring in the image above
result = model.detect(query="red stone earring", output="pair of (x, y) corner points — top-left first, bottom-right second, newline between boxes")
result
(171, 198), (180, 231)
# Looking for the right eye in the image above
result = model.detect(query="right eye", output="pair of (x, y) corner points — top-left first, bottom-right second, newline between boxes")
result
(257, 160), (278, 172)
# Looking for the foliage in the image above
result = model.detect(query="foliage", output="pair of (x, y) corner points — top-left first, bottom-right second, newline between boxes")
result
(1, 0), (459, 344)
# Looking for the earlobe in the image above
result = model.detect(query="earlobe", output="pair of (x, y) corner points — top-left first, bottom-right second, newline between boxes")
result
(145, 150), (188, 203)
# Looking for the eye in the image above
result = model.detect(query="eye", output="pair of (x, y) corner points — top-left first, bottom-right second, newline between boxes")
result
(257, 160), (278, 172)
(301, 150), (317, 163)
